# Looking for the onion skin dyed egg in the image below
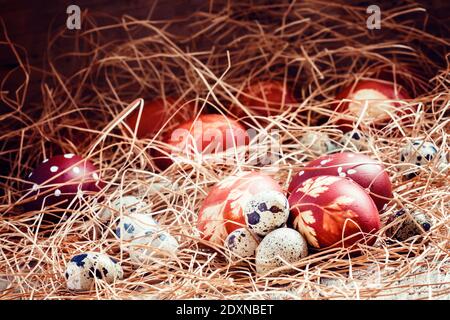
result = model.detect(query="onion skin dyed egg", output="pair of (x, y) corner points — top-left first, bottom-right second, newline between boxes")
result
(126, 98), (194, 138)
(236, 81), (297, 117)
(25, 154), (103, 213)
(288, 152), (392, 211)
(154, 114), (249, 170)
(289, 176), (380, 249)
(197, 172), (282, 245)
(333, 79), (410, 132)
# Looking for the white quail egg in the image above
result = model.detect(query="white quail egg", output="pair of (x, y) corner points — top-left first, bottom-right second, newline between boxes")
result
(65, 252), (123, 291)
(224, 228), (259, 260)
(339, 130), (370, 151)
(400, 140), (448, 179)
(299, 132), (336, 156)
(126, 230), (179, 263)
(115, 213), (157, 241)
(244, 191), (289, 236)
(100, 195), (150, 221)
(255, 227), (308, 275)
(387, 209), (432, 241)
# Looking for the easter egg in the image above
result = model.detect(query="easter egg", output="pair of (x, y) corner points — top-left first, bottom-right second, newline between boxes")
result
(25, 154), (103, 214)
(235, 81), (297, 117)
(197, 172), (282, 245)
(339, 130), (370, 152)
(288, 152), (392, 211)
(244, 191), (289, 237)
(386, 209), (432, 241)
(255, 227), (308, 275)
(399, 139), (448, 180)
(125, 98), (194, 138)
(65, 252), (123, 291)
(299, 132), (337, 157)
(99, 195), (150, 221)
(333, 79), (410, 131)
(224, 228), (259, 260)
(154, 114), (249, 170)
(289, 175), (380, 249)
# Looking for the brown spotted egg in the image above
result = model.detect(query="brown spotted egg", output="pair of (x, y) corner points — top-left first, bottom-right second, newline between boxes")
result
(299, 132), (337, 157)
(224, 228), (259, 260)
(255, 227), (308, 275)
(244, 191), (290, 237)
(387, 209), (432, 241)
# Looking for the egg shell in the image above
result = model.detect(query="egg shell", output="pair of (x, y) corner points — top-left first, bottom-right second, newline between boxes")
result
(333, 79), (411, 132)
(289, 175), (380, 249)
(244, 191), (289, 236)
(224, 228), (259, 260)
(288, 152), (392, 211)
(115, 213), (158, 241)
(235, 81), (297, 117)
(387, 209), (432, 241)
(339, 130), (370, 152)
(65, 252), (123, 291)
(299, 132), (337, 156)
(400, 140), (448, 180)
(25, 154), (103, 213)
(154, 114), (249, 170)
(125, 98), (196, 139)
(100, 195), (150, 221)
(126, 230), (179, 263)
(255, 227), (308, 275)
(197, 172), (283, 245)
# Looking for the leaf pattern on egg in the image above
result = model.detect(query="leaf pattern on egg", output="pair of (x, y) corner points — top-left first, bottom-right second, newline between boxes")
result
(321, 196), (358, 236)
(201, 202), (228, 243)
(297, 176), (341, 198)
(293, 210), (319, 248)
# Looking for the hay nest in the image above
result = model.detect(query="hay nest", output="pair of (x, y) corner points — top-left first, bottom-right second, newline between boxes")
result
(0, 1), (449, 299)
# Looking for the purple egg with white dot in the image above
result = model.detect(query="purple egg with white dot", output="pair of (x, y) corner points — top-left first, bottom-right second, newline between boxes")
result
(25, 154), (104, 214)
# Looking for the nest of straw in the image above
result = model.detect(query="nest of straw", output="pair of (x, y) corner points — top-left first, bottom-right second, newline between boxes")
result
(0, 1), (449, 299)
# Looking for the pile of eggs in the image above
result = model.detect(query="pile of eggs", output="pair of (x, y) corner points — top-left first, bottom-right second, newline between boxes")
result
(21, 77), (445, 289)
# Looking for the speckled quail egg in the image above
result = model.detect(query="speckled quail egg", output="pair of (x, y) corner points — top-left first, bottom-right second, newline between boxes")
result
(387, 209), (432, 241)
(255, 227), (308, 275)
(100, 195), (150, 221)
(126, 230), (179, 263)
(244, 191), (290, 237)
(339, 130), (370, 151)
(224, 228), (259, 259)
(65, 252), (123, 291)
(299, 132), (337, 156)
(115, 213), (157, 241)
(400, 140), (448, 179)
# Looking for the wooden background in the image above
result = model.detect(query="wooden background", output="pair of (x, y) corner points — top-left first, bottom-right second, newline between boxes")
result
(0, 0), (448, 108)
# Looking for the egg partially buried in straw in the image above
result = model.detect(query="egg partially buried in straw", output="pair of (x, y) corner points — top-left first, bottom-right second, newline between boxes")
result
(154, 114), (249, 170)
(197, 172), (282, 245)
(224, 228), (259, 260)
(125, 97), (194, 139)
(288, 152), (392, 211)
(99, 195), (150, 221)
(399, 139), (448, 180)
(244, 191), (289, 237)
(255, 227), (308, 275)
(65, 252), (123, 291)
(25, 154), (103, 214)
(289, 175), (380, 249)
(299, 132), (337, 157)
(386, 209), (432, 241)
(333, 79), (410, 132)
(339, 130), (370, 152)
(116, 213), (179, 262)
(236, 81), (297, 117)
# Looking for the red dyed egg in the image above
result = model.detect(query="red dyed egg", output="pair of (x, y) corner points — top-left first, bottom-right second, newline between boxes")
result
(126, 98), (194, 138)
(333, 79), (410, 132)
(154, 114), (249, 170)
(235, 81), (297, 117)
(288, 152), (392, 211)
(24, 154), (103, 212)
(197, 172), (282, 245)
(289, 175), (380, 249)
